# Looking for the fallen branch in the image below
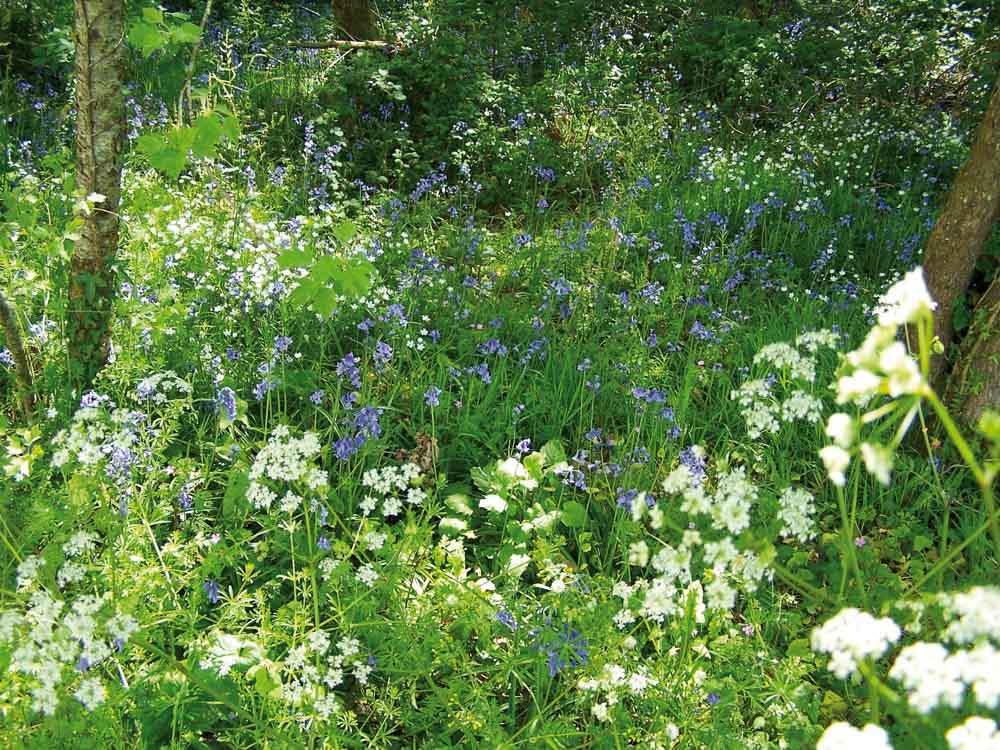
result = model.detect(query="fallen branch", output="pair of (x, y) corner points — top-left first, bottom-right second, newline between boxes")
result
(0, 290), (33, 421)
(288, 38), (393, 50)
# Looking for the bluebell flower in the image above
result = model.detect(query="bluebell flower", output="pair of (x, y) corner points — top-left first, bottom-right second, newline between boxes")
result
(424, 386), (441, 407)
(497, 611), (518, 631)
(203, 579), (220, 605)
(310, 390), (325, 405)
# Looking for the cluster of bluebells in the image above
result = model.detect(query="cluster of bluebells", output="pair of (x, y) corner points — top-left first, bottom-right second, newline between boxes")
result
(246, 426), (327, 512)
(814, 587), (1000, 750)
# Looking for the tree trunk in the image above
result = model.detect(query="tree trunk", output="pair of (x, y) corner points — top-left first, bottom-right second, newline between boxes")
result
(68, 0), (125, 387)
(948, 276), (1000, 425)
(922, 75), (1000, 389)
(333, 0), (373, 40)
(0, 290), (33, 420)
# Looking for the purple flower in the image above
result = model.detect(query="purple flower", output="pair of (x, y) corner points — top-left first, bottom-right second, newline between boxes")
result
(424, 386), (441, 407)
(310, 390), (325, 405)
(497, 611), (518, 631)
(203, 579), (220, 605)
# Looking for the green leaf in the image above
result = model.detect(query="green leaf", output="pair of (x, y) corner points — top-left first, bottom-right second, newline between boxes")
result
(561, 500), (587, 528)
(141, 7), (164, 24)
(276, 249), (313, 269)
(312, 290), (337, 318)
(191, 113), (224, 158)
(252, 661), (282, 699)
(786, 638), (812, 659)
(128, 20), (165, 57)
(309, 255), (340, 284)
(912, 535), (932, 552)
(332, 220), (357, 244)
(287, 279), (318, 307)
(332, 258), (374, 297)
(540, 439), (566, 467)
(219, 114), (241, 142)
(172, 21), (203, 44)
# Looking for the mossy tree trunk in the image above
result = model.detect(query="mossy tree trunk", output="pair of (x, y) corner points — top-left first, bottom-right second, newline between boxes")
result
(333, 0), (373, 40)
(920, 74), (1000, 416)
(68, 0), (126, 387)
(948, 275), (1000, 425)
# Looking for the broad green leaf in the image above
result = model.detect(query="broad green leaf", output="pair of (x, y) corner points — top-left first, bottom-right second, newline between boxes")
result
(191, 113), (224, 158)
(561, 500), (587, 528)
(309, 255), (340, 284)
(540, 439), (566, 467)
(128, 21), (164, 57)
(276, 249), (313, 269)
(331, 258), (374, 297)
(141, 6), (164, 24)
(172, 21), (203, 44)
(287, 279), (318, 307)
(220, 114), (241, 142)
(312, 291), (337, 318)
(332, 220), (357, 244)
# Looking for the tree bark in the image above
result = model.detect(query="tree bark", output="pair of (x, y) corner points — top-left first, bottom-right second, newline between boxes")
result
(68, 0), (125, 387)
(948, 276), (1000, 425)
(0, 290), (33, 420)
(922, 75), (1000, 389)
(333, 0), (373, 41)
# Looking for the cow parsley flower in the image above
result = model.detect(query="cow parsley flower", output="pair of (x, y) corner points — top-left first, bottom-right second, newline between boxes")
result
(875, 267), (936, 328)
(817, 722), (893, 750)
(812, 609), (901, 678)
(946, 717), (1000, 750)
(777, 486), (816, 542)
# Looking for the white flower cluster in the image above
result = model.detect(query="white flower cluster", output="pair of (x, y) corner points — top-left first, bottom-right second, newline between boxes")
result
(134, 370), (193, 405)
(817, 722), (894, 750)
(279, 631), (373, 723)
(946, 717), (1000, 750)
(811, 608), (901, 678)
(889, 641), (1000, 713)
(0, 590), (138, 715)
(731, 331), (836, 439)
(819, 269), (935, 487)
(246, 426), (327, 511)
(612, 464), (770, 627)
(359, 462), (424, 518)
(777, 486), (817, 543)
(51, 402), (143, 474)
(577, 663), (659, 722)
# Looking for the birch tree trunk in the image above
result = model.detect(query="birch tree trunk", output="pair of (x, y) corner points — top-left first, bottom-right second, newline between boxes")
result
(68, 0), (125, 386)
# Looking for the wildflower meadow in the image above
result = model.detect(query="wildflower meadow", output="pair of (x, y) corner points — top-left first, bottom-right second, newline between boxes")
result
(1, 1), (999, 748)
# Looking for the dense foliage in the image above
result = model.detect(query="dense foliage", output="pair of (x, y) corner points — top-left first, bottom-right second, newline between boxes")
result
(1, 1), (999, 748)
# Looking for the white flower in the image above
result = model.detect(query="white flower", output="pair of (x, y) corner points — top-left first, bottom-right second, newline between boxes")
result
(889, 642), (965, 713)
(663, 465), (694, 494)
(878, 342), (924, 397)
(860, 442), (893, 485)
(943, 587), (1000, 644)
(817, 722), (893, 750)
(812, 609), (901, 678)
(777, 486), (816, 543)
(946, 717), (1000, 750)
(74, 677), (107, 710)
(479, 494), (508, 513)
(876, 267), (936, 328)
(836, 368), (882, 404)
(506, 553), (531, 577)
(356, 563), (379, 587)
(825, 413), (855, 449)
(819, 445), (851, 486)
(496, 457), (537, 490)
